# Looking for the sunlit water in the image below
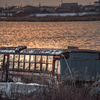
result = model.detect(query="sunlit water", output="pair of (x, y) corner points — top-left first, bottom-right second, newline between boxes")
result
(0, 21), (100, 50)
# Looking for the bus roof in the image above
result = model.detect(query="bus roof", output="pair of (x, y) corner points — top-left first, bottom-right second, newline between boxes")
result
(0, 46), (100, 55)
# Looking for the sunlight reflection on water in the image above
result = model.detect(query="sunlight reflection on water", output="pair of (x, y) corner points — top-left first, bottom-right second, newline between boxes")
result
(0, 21), (100, 50)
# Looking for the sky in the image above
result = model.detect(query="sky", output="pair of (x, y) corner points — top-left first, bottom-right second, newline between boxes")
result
(0, 0), (97, 7)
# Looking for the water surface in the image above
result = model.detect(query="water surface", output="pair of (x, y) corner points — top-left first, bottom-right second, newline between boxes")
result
(0, 21), (100, 50)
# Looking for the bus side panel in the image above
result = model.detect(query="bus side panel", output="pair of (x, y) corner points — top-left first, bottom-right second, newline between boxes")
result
(60, 52), (99, 82)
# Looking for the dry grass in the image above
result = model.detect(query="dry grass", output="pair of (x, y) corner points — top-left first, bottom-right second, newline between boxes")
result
(9, 75), (99, 100)
(0, 75), (99, 100)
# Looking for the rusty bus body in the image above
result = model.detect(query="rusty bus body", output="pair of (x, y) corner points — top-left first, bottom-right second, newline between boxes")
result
(0, 46), (100, 83)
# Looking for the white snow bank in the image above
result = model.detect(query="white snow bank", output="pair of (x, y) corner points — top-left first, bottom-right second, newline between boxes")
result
(0, 82), (47, 99)
(15, 82), (43, 86)
(29, 12), (99, 17)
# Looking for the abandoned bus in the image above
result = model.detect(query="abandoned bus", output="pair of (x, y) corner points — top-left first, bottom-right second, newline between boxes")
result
(0, 46), (100, 83)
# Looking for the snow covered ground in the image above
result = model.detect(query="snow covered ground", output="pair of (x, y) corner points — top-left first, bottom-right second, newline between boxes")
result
(0, 82), (47, 99)
(29, 12), (99, 17)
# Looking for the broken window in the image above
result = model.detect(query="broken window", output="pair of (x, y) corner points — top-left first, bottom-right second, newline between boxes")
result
(47, 56), (53, 71)
(48, 56), (53, 63)
(25, 55), (29, 62)
(48, 64), (52, 71)
(14, 54), (19, 69)
(36, 63), (40, 70)
(35, 55), (41, 71)
(54, 60), (61, 74)
(19, 55), (24, 69)
(4, 56), (7, 64)
(9, 54), (14, 69)
(42, 56), (47, 63)
(30, 55), (35, 62)
(25, 55), (30, 70)
(36, 55), (41, 63)
(41, 56), (47, 71)
(0, 54), (3, 68)
(30, 55), (35, 70)
(25, 63), (29, 70)
(30, 62), (35, 70)
(42, 64), (46, 71)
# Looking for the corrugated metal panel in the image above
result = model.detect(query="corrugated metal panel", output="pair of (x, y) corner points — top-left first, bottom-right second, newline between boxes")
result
(0, 46), (100, 55)
(60, 53), (100, 81)
(63, 49), (100, 53)
(70, 53), (99, 60)
(20, 49), (63, 55)
(0, 46), (64, 55)
(95, 60), (100, 80)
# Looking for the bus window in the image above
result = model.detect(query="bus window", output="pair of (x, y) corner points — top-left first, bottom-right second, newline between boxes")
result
(41, 56), (47, 71)
(25, 63), (29, 70)
(55, 60), (61, 74)
(47, 56), (53, 71)
(48, 56), (53, 63)
(0, 54), (3, 68)
(19, 55), (24, 69)
(36, 63), (40, 70)
(36, 55), (41, 62)
(30, 63), (35, 70)
(42, 56), (47, 63)
(14, 54), (19, 69)
(25, 55), (30, 70)
(9, 54), (14, 69)
(48, 64), (52, 71)
(30, 55), (35, 62)
(30, 55), (35, 70)
(0, 54), (3, 66)
(4, 56), (7, 64)
(25, 55), (29, 62)
(42, 64), (46, 71)
(35, 55), (41, 71)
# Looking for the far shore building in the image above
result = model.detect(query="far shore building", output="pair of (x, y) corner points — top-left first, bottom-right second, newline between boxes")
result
(12, 5), (39, 14)
(55, 7), (70, 13)
(94, 0), (100, 12)
(61, 3), (79, 12)
(40, 6), (55, 13)
(1, 5), (40, 17)
(94, 1), (100, 6)
(84, 5), (96, 12)
(0, 7), (4, 12)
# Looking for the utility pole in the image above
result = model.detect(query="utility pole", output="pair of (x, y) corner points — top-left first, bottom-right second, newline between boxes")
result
(39, 0), (40, 7)
(39, 0), (41, 13)
(61, 0), (63, 6)
(99, 0), (100, 13)
(5, 4), (7, 9)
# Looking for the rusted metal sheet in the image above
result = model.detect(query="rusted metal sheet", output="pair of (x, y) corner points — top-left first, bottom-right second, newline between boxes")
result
(0, 46), (64, 55)
(0, 46), (100, 82)
(60, 52), (100, 82)
(70, 53), (99, 60)
(68, 46), (78, 49)
(20, 49), (63, 55)
(0, 46), (100, 55)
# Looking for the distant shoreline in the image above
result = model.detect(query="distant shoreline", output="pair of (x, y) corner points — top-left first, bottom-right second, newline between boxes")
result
(0, 15), (100, 22)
